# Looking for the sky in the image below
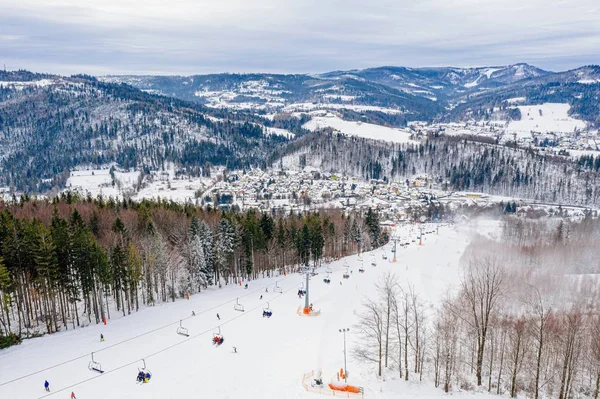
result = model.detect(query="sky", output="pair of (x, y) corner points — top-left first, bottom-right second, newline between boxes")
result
(1, 0), (599, 76)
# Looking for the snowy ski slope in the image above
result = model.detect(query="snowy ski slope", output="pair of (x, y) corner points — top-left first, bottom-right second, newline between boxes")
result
(0, 222), (495, 399)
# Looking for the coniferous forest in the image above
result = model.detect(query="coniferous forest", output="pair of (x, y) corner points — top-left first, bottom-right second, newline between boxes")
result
(0, 193), (385, 347)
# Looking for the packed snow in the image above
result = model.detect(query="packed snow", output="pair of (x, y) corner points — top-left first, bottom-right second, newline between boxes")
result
(0, 222), (496, 399)
(303, 113), (416, 144)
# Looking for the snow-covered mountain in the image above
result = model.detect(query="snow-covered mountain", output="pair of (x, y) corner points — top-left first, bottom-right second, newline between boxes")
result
(103, 63), (599, 126)
(0, 71), (294, 192)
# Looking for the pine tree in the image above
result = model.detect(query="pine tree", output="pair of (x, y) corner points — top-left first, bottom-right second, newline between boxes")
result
(215, 218), (235, 284)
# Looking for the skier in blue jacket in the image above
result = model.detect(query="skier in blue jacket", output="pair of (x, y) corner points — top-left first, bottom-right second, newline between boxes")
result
(44, 380), (50, 392)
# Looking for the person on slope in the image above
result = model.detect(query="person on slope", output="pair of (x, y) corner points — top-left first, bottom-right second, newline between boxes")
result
(71, 391), (77, 399)
(44, 380), (50, 392)
(216, 313), (220, 320)
(265, 287), (268, 293)
(260, 295), (263, 300)
(100, 333), (104, 342)
(244, 283), (248, 289)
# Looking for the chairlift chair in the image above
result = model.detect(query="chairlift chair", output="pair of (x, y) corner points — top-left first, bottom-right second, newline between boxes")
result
(343, 267), (350, 279)
(88, 352), (104, 374)
(325, 265), (333, 273)
(137, 359), (152, 383)
(234, 298), (245, 312)
(176, 320), (189, 337)
(213, 327), (224, 346)
(323, 273), (331, 284)
(262, 302), (273, 318)
(274, 281), (283, 294)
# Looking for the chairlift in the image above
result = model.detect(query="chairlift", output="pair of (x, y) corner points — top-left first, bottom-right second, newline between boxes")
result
(358, 267), (365, 273)
(136, 359), (152, 383)
(212, 327), (224, 346)
(88, 352), (104, 374)
(176, 319), (189, 337)
(343, 267), (350, 279)
(323, 273), (331, 284)
(262, 302), (273, 318)
(274, 281), (283, 294)
(234, 297), (245, 312)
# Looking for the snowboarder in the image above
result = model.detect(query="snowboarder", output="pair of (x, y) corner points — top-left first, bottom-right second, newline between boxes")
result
(44, 380), (50, 392)
(71, 391), (77, 399)
(233, 346), (237, 353)
(216, 313), (220, 320)
(259, 295), (263, 300)
(191, 311), (196, 316)
(100, 333), (104, 342)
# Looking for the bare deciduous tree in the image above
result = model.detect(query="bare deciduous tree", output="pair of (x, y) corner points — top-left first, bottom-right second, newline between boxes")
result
(353, 298), (384, 376)
(460, 256), (505, 386)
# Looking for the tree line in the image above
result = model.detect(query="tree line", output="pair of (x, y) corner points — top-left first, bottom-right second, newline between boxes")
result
(0, 193), (386, 347)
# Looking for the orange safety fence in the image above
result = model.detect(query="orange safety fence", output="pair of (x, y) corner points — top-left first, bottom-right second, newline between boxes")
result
(301, 371), (364, 398)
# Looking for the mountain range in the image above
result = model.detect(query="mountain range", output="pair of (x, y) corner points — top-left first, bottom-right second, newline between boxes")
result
(103, 63), (600, 126)
(1, 63), (599, 202)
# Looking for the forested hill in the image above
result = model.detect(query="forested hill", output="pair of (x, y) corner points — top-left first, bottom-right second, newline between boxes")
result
(0, 71), (299, 193)
(274, 132), (600, 206)
(0, 195), (383, 341)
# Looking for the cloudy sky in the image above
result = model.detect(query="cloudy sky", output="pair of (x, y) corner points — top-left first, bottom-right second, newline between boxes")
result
(1, 0), (599, 75)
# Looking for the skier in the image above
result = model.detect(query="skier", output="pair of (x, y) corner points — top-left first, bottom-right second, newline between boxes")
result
(244, 283), (248, 289)
(340, 281), (342, 286)
(191, 311), (196, 316)
(265, 287), (268, 293)
(44, 380), (50, 392)
(259, 295), (263, 300)
(216, 313), (220, 320)
(233, 346), (237, 353)
(71, 392), (77, 399)
(100, 333), (104, 342)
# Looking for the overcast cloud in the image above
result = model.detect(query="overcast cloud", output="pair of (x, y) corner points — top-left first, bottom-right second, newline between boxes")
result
(1, 0), (599, 75)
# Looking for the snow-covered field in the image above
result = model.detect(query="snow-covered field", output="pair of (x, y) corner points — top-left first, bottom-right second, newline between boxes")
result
(303, 113), (416, 144)
(0, 221), (494, 399)
(506, 103), (587, 138)
(66, 167), (214, 203)
(67, 169), (140, 198)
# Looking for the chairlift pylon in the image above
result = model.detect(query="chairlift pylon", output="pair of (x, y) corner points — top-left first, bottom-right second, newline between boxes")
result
(234, 297), (245, 312)
(176, 319), (189, 337)
(88, 352), (104, 374)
